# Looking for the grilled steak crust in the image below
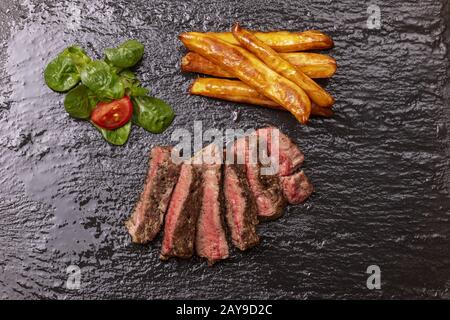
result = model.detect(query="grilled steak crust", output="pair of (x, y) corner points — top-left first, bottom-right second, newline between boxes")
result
(160, 163), (203, 260)
(126, 147), (181, 244)
(196, 162), (229, 265)
(223, 164), (260, 251)
(256, 127), (304, 176)
(281, 170), (314, 204)
(235, 136), (286, 221)
(248, 163), (286, 220)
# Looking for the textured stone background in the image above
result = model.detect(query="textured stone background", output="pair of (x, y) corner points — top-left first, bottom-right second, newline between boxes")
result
(0, 0), (449, 299)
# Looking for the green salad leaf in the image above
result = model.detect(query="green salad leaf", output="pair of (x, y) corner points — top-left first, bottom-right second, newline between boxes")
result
(119, 69), (138, 84)
(64, 84), (98, 119)
(132, 96), (175, 133)
(92, 120), (132, 146)
(105, 57), (123, 75)
(120, 70), (149, 97)
(128, 86), (149, 97)
(80, 60), (124, 100)
(44, 54), (80, 92)
(105, 40), (144, 68)
(61, 46), (91, 71)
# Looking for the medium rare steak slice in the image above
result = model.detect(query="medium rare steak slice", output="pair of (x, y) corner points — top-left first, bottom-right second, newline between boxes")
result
(247, 163), (286, 220)
(234, 136), (286, 220)
(223, 163), (260, 250)
(257, 128), (313, 205)
(281, 170), (314, 204)
(126, 146), (181, 244)
(160, 163), (203, 260)
(256, 127), (304, 176)
(195, 161), (229, 265)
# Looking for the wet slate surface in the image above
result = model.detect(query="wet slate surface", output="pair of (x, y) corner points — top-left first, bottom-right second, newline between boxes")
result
(0, 0), (449, 299)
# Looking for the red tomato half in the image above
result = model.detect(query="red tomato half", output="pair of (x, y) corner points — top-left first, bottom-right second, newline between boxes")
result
(91, 96), (133, 130)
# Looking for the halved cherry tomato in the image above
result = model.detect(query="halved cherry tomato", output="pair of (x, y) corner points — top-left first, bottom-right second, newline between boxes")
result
(91, 96), (133, 130)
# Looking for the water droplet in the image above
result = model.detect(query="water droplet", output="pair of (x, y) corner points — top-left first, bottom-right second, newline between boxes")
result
(232, 110), (240, 122)
(436, 123), (447, 139)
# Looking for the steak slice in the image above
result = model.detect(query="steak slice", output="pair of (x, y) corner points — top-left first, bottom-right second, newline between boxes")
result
(160, 163), (203, 260)
(257, 128), (313, 204)
(234, 136), (286, 221)
(223, 163), (260, 250)
(256, 127), (304, 176)
(281, 170), (314, 204)
(126, 146), (181, 244)
(195, 160), (229, 265)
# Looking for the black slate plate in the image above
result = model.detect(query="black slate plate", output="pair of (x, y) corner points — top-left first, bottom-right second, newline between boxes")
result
(0, 0), (449, 299)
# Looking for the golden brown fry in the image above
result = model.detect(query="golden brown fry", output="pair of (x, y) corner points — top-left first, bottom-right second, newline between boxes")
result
(312, 105), (334, 117)
(179, 32), (311, 124)
(181, 52), (235, 78)
(281, 52), (337, 79)
(207, 30), (333, 52)
(190, 77), (278, 108)
(190, 78), (333, 118)
(182, 52), (337, 79)
(232, 23), (334, 108)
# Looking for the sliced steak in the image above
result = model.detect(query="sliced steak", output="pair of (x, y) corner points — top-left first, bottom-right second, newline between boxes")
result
(256, 127), (304, 176)
(160, 163), (203, 260)
(126, 146), (181, 244)
(281, 170), (314, 204)
(257, 128), (313, 204)
(248, 165), (286, 220)
(196, 161), (229, 265)
(223, 163), (260, 250)
(234, 136), (286, 220)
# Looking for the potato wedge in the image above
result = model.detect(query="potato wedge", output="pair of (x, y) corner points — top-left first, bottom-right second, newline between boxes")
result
(179, 32), (311, 124)
(207, 30), (333, 52)
(232, 23), (334, 108)
(182, 52), (337, 79)
(190, 78), (333, 117)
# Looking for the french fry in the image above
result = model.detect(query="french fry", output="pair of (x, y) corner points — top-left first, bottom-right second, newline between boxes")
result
(207, 30), (333, 52)
(232, 23), (334, 108)
(182, 52), (235, 78)
(181, 52), (337, 79)
(179, 32), (311, 124)
(190, 78), (333, 117)
(281, 52), (337, 79)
